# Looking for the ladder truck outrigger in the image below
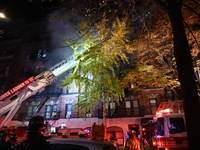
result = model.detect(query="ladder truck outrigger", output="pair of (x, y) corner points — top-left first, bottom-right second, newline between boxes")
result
(151, 100), (188, 150)
(0, 56), (77, 127)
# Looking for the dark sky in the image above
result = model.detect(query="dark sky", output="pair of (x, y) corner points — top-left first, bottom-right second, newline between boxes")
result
(0, 0), (46, 22)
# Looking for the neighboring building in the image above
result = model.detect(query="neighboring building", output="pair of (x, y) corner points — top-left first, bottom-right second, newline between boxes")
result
(0, 19), (176, 146)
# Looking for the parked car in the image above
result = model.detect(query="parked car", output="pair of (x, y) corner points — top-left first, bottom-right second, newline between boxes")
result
(48, 138), (118, 150)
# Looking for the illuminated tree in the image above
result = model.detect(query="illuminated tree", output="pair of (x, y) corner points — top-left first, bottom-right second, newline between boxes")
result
(51, 0), (200, 146)
(61, 15), (132, 139)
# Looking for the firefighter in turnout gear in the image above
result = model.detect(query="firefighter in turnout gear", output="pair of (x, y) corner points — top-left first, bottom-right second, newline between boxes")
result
(124, 130), (140, 150)
(11, 116), (52, 150)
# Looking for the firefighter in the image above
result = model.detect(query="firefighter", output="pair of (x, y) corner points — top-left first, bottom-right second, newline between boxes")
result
(138, 134), (150, 150)
(11, 116), (52, 150)
(124, 130), (140, 150)
(7, 134), (18, 149)
(109, 136), (119, 149)
(0, 132), (10, 150)
(44, 131), (52, 139)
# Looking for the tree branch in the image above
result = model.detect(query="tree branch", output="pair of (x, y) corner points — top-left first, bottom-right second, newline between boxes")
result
(152, 0), (169, 13)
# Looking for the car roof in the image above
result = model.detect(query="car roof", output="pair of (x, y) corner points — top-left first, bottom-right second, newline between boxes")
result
(48, 138), (114, 150)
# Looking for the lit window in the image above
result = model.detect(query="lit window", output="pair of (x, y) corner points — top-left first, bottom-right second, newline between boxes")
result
(133, 100), (139, 115)
(150, 99), (157, 114)
(37, 48), (47, 58)
(66, 104), (72, 118)
(125, 100), (140, 116)
(45, 105), (58, 120)
(125, 101), (131, 108)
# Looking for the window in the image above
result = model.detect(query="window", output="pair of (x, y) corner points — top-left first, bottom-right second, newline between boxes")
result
(5, 66), (10, 76)
(133, 100), (139, 115)
(25, 105), (34, 120)
(34, 66), (44, 74)
(22, 67), (28, 77)
(125, 100), (140, 116)
(37, 48), (47, 58)
(45, 105), (58, 120)
(0, 84), (5, 94)
(106, 98), (117, 117)
(156, 118), (164, 136)
(25, 49), (31, 60)
(150, 99), (157, 114)
(66, 104), (72, 118)
(166, 89), (174, 101)
(168, 117), (186, 134)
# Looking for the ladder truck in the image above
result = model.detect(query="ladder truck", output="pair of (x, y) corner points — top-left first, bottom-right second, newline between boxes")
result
(0, 56), (77, 127)
(151, 100), (188, 150)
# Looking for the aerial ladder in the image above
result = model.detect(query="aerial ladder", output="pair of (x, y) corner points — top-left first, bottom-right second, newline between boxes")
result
(0, 56), (77, 127)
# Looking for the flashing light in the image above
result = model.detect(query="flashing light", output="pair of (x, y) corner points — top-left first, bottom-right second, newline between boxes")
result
(153, 141), (157, 146)
(142, 128), (145, 131)
(156, 108), (173, 116)
(157, 141), (162, 146)
(84, 129), (91, 134)
(163, 108), (172, 113)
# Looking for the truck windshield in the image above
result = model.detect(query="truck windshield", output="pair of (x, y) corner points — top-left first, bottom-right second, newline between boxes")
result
(168, 117), (186, 134)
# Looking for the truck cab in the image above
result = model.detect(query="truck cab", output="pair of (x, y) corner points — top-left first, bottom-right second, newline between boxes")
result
(153, 101), (188, 150)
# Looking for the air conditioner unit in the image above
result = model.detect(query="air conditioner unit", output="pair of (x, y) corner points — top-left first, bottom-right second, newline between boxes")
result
(86, 113), (92, 118)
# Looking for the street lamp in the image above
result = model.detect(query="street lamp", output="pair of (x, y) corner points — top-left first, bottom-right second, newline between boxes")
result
(0, 12), (6, 19)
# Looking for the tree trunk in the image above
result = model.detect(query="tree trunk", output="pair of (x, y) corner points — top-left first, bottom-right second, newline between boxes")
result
(167, 0), (200, 149)
(102, 92), (107, 140)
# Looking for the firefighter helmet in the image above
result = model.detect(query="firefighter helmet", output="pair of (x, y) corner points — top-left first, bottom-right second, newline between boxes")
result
(10, 134), (18, 141)
(78, 131), (86, 138)
(28, 116), (46, 130)
(127, 130), (136, 137)
(62, 131), (69, 138)
(44, 131), (51, 139)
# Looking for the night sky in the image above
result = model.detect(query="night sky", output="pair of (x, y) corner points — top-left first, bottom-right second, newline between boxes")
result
(0, 0), (46, 22)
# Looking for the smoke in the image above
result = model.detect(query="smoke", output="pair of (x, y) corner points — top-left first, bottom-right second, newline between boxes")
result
(47, 9), (84, 66)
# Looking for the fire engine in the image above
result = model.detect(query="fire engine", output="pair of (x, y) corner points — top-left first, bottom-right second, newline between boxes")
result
(0, 56), (77, 127)
(151, 100), (188, 150)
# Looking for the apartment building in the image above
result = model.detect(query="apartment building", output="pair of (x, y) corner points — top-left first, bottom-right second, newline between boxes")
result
(0, 19), (175, 146)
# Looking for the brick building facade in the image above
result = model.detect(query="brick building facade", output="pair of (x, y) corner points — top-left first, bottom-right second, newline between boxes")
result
(0, 19), (177, 146)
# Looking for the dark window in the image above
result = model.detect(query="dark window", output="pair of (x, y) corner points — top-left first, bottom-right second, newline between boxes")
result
(166, 89), (174, 101)
(0, 84), (5, 94)
(26, 105), (34, 120)
(25, 50), (30, 60)
(168, 117), (186, 134)
(106, 100), (117, 117)
(22, 67), (28, 77)
(156, 118), (164, 136)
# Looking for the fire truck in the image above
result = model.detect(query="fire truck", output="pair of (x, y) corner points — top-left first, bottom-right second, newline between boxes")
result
(149, 100), (188, 150)
(0, 56), (77, 127)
